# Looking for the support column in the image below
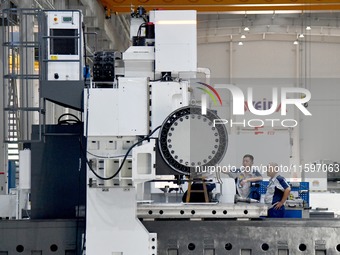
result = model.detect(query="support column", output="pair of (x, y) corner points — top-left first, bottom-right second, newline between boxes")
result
(290, 42), (302, 181)
(18, 0), (35, 141)
(228, 40), (237, 134)
(0, 18), (7, 194)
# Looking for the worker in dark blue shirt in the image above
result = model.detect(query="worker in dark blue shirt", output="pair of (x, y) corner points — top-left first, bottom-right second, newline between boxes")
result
(264, 162), (291, 218)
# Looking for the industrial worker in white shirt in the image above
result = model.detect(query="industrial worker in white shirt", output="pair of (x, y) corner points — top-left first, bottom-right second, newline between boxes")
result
(228, 154), (263, 199)
(264, 162), (291, 218)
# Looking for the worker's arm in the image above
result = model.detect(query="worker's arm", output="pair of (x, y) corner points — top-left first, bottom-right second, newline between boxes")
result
(274, 186), (291, 209)
(244, 176), (263, 182)
(221, 168), (240, 179)
(240, 176), (263, 186)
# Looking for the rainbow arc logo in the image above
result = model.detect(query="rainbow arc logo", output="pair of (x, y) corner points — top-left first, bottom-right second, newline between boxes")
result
(196, 82), (222, 115)
(196, 82), (222, 106)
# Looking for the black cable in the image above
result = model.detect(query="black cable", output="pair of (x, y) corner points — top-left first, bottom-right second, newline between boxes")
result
(137, 22), (146, 37)
(150, 78), (162, 82)
(57, 113), (81, 124)
(142, 16), (148, 23)
(84, 125), (161, 181)
(86, 151), (128, 159)
(82, 22), (89, 83)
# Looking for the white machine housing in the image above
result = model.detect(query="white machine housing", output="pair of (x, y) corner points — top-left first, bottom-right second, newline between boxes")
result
(83, 10), (264, 255)
(151, 10), (197, 72)
(46, 11), (83, 80)
(84, 77), (191, 254)
(84, 77), (149, 137)
(123, 46), (155, 78)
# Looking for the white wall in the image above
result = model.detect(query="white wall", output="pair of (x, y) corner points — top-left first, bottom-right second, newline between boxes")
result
(232, 41), (296, 78)
(198, 43), (230, 78)
(221, 133), (290, 174)
(198, 40), (340, 170)
(198, 41), (297, 78)
(301, 80), (340, 163)
(309, 43), (340, 78)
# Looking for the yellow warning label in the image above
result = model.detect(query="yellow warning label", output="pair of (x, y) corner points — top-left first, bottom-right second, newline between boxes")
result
(51, 55), (58, 60)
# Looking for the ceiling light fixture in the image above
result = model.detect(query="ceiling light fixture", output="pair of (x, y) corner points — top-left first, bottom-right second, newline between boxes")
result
(238, 41), (244, 46)
(241, 34), (246, 39)
(299, 33), (304, 38)
(244, 26), (250, 31)
(293, 40), (299, 45)
(306, 26), (311, 30)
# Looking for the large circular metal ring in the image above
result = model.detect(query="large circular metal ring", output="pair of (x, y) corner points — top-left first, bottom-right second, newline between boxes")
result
(158, 106), (228, 175)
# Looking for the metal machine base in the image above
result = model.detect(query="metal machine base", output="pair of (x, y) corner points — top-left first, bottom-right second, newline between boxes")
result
(0, 219), (84, 255)
(143, 219), (340, 255)
(138, 203), (267, 219)
(1, 218), (340, 254)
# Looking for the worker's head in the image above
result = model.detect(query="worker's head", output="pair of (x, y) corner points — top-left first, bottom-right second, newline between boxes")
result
(267, 162), (279, 177)
(242, 154), (254, 167)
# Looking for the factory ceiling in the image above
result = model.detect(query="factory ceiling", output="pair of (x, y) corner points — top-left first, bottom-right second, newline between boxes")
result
(99, 0), (340, 13)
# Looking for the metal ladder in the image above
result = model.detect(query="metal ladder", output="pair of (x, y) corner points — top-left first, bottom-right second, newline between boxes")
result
(2, 8), (42, 144)
(2, 8), (42, 188)
(7, 78), (20, 162)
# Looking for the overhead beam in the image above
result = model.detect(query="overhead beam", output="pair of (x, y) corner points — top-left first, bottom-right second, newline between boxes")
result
(99, 0), (340, 13)
(197, 33), (340, 44)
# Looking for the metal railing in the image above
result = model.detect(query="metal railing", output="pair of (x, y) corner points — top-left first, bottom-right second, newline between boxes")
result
(2, 8), (42, 144)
